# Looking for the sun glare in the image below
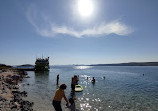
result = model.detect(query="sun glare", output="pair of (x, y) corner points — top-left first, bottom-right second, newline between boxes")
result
(77, 0), (94, 18)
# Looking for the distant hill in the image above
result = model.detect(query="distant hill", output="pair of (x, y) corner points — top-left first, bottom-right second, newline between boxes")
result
(17, 64), (34, 67)
(15, 64), (35, 71)
(88, 62), (158, 66)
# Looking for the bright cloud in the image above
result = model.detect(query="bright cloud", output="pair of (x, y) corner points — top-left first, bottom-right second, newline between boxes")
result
(27, 5), (132, 38)
(52, 22), (132, 38)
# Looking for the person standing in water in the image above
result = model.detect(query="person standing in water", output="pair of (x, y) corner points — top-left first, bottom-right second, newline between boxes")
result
(53, 84), (69, 111)
(71, 75), (78, 91)
(92, 77), (95, 83)
(56, 74), (59, 85)
(67, 98), (76, 111)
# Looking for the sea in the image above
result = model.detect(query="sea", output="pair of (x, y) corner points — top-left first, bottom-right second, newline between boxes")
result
(19, 66), (158, 111)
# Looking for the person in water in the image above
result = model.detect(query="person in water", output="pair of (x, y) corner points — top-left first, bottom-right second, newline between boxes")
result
(71, 75), (78, 91)
(67, 98), (76, 111)
(92, 77), (95, 83)
(56, 74), (59, 85)
(53, 84), (69, 111)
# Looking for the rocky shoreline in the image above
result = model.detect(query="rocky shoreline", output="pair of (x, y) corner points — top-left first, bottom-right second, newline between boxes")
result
(0, 68), (33, 111)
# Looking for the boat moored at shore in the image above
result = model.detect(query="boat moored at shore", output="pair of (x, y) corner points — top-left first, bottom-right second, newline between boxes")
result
(35, 57), (49, 71)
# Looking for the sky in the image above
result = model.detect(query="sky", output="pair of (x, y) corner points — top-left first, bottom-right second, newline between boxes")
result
(0, 0), (158, 65)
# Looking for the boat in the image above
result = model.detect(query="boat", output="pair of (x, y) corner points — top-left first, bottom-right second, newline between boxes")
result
(35, 57), (49, 71)
(75, 85), (83, 92)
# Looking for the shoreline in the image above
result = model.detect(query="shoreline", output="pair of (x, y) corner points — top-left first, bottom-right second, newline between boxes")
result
(0, 68), (33, 111)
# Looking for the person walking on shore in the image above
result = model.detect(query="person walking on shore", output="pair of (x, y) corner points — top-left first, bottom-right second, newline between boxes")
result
(56, 74), (59, 85)
(53, 84), (69, 111)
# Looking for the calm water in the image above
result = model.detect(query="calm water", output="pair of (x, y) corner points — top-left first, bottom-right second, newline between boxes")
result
(20, 66), (158, 111)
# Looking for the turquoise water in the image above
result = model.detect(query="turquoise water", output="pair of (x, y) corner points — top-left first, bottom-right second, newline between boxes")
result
(20, 66), (158, 111)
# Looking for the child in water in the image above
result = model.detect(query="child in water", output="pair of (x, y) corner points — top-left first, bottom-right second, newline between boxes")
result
(67, 98), (76, 111)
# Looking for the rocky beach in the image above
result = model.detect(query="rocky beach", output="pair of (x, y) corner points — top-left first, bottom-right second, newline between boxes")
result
(0, 65), (33, 111)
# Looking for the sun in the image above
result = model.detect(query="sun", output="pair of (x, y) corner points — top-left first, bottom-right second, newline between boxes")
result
(77, 0), (94, 18)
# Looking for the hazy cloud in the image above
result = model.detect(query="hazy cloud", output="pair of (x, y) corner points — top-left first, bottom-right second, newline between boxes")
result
(27, 5), (132, 38)
(52, 22), (132, 38)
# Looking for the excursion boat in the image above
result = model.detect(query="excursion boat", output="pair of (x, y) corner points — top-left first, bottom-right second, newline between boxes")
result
(35, 57), (49, 71)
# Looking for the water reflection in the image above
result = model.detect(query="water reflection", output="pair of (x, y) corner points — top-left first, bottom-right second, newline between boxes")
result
(75, 74), (102, 111)
(34, 71), (49, 80)
(73, 66), (93, 69)
(34, 71), (50, 89)
(34, 71), (49, 76)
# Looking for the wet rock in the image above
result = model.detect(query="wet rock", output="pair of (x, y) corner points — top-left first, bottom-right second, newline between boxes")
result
(0, 68), (33, 111)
